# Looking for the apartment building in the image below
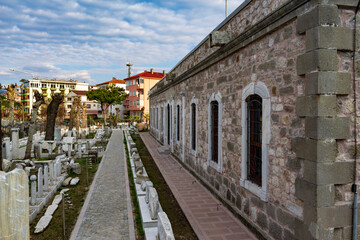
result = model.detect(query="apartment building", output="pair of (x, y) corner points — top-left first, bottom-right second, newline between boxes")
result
(124, 69), (164, 119)
(20, 78), (89, 114)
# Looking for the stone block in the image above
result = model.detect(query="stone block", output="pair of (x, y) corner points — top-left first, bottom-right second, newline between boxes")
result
(63, 177), (72, 186)
(305, 117), (349, 139)
(268, 219), (283, 240)
(296, 95), (337, 117)
(305, 72), (352, 95)
(306, 26), (353, 51)
(70, 177), (80, 186)
(34, 215), (52, 233)
(44, 204), (58, 216)
(144, 227), (158, 240)
(295, 178), (334, 207)
(294, 218), (316, 240)
(210, 30), (233, 47)
(303, 161), (354, 185)
(291, 137), (337, 162)
(296, 4), (340, 34)
(148, 187), (159, 220)
(297, 49), (339, 76)
(0, 169), (29, 240)
(256, 211), (268, 231)
(52, 194), (62, 205)
(277, 208), (295, 229)
(157, 212), (175, 240)
(138, 196), (157, 228)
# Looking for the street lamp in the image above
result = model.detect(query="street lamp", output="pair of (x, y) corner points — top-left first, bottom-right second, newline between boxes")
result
(9, 68), (35, 78)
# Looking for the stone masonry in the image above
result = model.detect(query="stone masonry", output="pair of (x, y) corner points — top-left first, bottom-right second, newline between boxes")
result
(149, 0), (360, 239)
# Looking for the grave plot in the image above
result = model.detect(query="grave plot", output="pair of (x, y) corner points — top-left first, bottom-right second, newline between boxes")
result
(124, 128), (197, 240)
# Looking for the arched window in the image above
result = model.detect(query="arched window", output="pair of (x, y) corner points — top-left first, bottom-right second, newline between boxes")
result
(191, 103), (196, 151)
(208, 93), (222, 172)
(177, 104), (180, 142)
(210, 100), (219, 163)
(241, 82), (270, 201)
(247, 95), (262, 186)
(167, 104), (171, 145)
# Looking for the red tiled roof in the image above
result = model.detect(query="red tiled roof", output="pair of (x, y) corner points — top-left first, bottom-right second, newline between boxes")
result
(124, 71), (164, 80)
(71, 90), (87, 96)
(97, 79), (126, 86)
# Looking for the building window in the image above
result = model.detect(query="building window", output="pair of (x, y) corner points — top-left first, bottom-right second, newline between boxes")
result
(240, 82), (270, 202)
(210, 101), (219, 163)
(190, 101), (197, 152)
(167, 104), (171, 145)
(161, 107), (164, 132)
(87, 104), (91, 108)
(42, 83), (47, 88)
(207, 93), (222, 172)
(60, 84), (64, 89)
(176, 104), (180, 142)
(247, 95), (262, 186)
(51, 84), (56, 88)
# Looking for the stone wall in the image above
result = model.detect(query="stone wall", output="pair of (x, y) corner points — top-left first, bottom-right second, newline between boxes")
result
(0, 169), (29, 240)
(150, 0), (360, 239)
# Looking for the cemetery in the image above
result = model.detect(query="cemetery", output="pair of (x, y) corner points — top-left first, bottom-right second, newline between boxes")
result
(0, 118), (109, 239)
(124, 128), (182, 240)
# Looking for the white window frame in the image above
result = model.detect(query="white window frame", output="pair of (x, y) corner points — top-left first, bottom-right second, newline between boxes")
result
(207, 92), (222, 173)
(189, 97), (198, 156)
(240, 81), (271, 202)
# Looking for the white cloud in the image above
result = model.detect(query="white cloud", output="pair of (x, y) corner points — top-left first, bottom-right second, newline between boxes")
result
(0, 0), (245, 85)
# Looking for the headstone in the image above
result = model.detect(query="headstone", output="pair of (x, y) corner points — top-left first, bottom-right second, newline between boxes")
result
(49, 162), (54, 183)
(44, 165), (49, 191)
(2, 138), (11, 160)
(157, 212), (175, 240)
(44, 204), (58, 216)
(30, 175), (37, 205)
(77, 144), (82, 158)
(63, 177), (72, 186)
(0, 169), (29, 240)
(52, 194), (62, 205)
(145, 182), (154, 204)
(34, 215), (52, 233)
(11, 128), (20, 159)
(34, 144), (41, 159)
(71, 163), (81, 174)
(2, 159), (11, 172)
(54, 128), (61, 142)
(70, 177), (80, 185)
(67, 143), (72, 157)
(42, 141), (56, 156)
(148, 187), (159, 220)
(37, 167), (43, 197)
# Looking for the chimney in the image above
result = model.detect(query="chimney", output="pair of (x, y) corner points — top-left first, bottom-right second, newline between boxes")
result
(162, 70), (166, 76)
(150, 68), (154, 74)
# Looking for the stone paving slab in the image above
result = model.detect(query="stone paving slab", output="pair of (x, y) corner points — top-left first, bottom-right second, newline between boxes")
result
(70, 130), (135, 240)
(141, 133), (257, 240)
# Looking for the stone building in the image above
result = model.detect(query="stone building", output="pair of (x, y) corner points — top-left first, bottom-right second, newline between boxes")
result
(149, 0), (360, 239)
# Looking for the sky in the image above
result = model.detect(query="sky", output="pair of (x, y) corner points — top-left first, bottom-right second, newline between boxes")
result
(0, 0), (244, 85)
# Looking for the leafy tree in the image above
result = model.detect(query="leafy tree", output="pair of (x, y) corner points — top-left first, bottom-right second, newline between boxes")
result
(86, 86), (127, 126)
(144, 113), (149, 126)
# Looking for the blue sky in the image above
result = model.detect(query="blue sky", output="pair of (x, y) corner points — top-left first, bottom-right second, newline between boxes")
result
(0, 0), (244, 85)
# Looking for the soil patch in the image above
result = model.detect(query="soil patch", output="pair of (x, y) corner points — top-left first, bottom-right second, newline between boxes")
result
(131, 133), (198, 240)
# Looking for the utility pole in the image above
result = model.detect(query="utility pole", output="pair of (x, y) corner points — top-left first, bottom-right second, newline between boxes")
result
(126, 61), (133, 78)
(225, 0), (228, 18)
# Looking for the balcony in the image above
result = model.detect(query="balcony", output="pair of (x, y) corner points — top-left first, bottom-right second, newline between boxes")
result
(136, 83), (144, 89)
(123, 101), (129, 106)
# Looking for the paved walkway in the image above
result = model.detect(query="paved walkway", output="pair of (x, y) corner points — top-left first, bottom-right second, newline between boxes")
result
(141, 133), (257, 240)
(70, 130), (135, 240)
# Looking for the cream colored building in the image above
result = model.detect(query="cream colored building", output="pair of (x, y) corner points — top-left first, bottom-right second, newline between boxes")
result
(20, 78), (89, 114)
